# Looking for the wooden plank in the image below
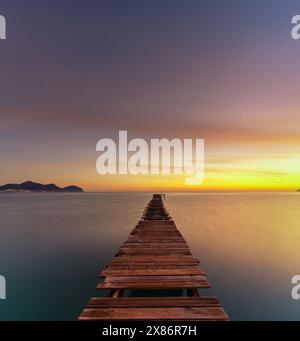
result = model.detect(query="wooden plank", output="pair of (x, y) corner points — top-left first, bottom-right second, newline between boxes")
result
(137, 221), (175, 224)
(109, 263), (200, 267)
(129, 234), (182, 237)
(117, 250), (191, 254)
(117, 250), (191, 256)
(110, 260), (200, 265)
(117, 251), (192, 255)
(119, 247), (190, 251)
(86, 297), (220, 308)
(138, 221), (173, 223)
(126, 239), (186, 242)
(123, 243), (189, 247)
(117, 250), (191, 255)
(104, 275), (206, 282)
(79, 307), (228, 320)
(120, 244), (190, 248)
(110, 262), (199, 265)
(128, 235), (183, 238)
(110, 256), (198, 262)
(110, 258), (199, 264)
(97, 276), (210, 289)
(101, 268), (205, 277)
(122, 246), (189, 249)
(124, 243), (187, 246)
(119, 246), (191, 251)
(131, 232), (179, 234)
(128, 236), (182, 239)
(134, 224), (176, 227)
(104, 265), (203, 270)
(110, 256), (198, 261)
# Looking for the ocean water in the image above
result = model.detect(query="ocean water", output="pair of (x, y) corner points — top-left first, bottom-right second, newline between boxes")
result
(0, 192), (299, 321)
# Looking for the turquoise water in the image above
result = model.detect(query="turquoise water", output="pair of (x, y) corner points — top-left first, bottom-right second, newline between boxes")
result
(0, 192), (300, 320)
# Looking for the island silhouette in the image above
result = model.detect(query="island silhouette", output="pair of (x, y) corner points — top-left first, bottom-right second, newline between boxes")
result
(0, 181), (84, 192)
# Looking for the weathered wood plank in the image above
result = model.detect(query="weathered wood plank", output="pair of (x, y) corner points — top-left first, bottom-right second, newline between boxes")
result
(104, 275), (206, 282)
(110, 256), (199, 263)
(103, 265), (203, 270)
(117, 251), (192, 255)
(101, 268), (205, 277)
(97, 277), (210, 289)
(86, 297), (221, 308)
(79, 307), (228, 320)
(120, 245), (190, 249)
(110, 256), (198, 262)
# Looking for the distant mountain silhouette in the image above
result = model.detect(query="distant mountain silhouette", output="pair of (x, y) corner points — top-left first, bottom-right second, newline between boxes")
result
(0, 181), (84, 192)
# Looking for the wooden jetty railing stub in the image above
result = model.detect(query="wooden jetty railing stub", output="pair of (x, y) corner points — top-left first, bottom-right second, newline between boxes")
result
(79, 194), (228, 321)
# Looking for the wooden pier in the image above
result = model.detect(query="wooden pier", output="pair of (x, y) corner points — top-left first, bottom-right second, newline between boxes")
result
(79, 194), (228, 321)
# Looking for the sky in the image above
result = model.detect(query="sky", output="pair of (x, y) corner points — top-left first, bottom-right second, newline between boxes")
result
(0, 0), (300, 191)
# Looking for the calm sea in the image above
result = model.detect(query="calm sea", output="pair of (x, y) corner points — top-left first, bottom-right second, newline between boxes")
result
(0, 192), (299, 321)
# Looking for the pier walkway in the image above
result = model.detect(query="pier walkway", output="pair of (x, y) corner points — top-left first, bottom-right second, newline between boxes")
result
(79, 194), (228, 320)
